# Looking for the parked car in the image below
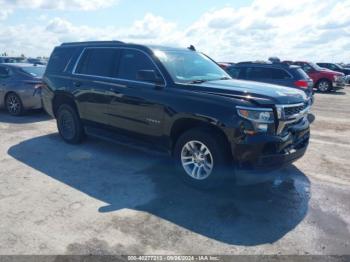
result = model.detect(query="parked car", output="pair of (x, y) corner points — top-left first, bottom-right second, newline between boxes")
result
(0, 57), (26, 64)
(218, 62), (235, 70)
(225, 61), (314, 101)
(316, 63), (350, 84)
(26, 58), (48, 65)
(292, 61), (345, 92)
(42, 41), (310, 187)
(0, 63), (45, 115)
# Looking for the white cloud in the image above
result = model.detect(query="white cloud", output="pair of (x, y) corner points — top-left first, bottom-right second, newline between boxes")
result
(0, 0), (117, 11)
(0, 0), (349, 62)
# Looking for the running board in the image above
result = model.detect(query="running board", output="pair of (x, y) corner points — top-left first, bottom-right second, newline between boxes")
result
(84, 126), (169, 156)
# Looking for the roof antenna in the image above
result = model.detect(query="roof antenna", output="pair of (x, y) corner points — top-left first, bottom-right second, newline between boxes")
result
(188, 45), (196, 51)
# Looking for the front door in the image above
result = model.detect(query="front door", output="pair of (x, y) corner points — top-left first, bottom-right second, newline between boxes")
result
(107, 48), (166, 138)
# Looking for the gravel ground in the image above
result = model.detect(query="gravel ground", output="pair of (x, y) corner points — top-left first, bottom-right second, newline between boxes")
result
(0, 88), (349, 255)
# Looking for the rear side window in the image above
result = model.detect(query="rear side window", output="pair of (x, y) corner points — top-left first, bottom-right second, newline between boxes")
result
(46, 47), (76, 74)
(21, 66), (46, 77)
(246, 67), (291, 80)
(118, 49), (157, 81)
(295, 68), (309, 80)
(75, 48), (120, 77)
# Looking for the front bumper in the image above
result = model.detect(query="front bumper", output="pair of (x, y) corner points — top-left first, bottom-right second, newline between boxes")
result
(333, 79), (346, 89)
(232, 117), (310, 172)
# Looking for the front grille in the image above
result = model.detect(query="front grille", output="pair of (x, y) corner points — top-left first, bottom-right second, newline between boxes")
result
(284, 104), (307, 118)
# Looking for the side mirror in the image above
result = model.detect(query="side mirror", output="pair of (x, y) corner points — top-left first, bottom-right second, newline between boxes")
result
(137, 70), (164, 86)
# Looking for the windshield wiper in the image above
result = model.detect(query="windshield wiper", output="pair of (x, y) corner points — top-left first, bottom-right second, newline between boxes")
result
(188, 79), (209, 84)
(187, 77), (231, 84)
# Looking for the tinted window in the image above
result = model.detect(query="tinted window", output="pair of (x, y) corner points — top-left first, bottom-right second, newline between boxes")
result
(246, 67), (291, 80)
(21, 66), (46, 77)
(46, 47), (76, 74)
(0, 66), (9, 77)
(328, 64), (339, 70)
(76, 48), (120, 77)
(295, 68), (309, 80)
(296, 63), (313, 73)
(227, 67), (241, 78)
(118, 49), (157, 81)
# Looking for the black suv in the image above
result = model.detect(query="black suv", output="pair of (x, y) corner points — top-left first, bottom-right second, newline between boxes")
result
(226, 62), (314, 100)
(42, 41), (310, 187)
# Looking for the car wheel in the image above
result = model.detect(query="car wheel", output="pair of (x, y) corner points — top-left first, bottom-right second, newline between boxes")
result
(174, 128), (232, 189)
(57, 104), (85, 144)
(317, 80), (332, 92)
(5, 93), (23, 116)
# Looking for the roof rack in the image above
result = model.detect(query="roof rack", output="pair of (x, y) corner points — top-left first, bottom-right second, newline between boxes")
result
(236, 60), (293, 68)
(61, 41), (125, 46)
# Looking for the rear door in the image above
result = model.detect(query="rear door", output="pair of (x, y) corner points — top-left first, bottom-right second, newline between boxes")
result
(73, 48), (120, 126)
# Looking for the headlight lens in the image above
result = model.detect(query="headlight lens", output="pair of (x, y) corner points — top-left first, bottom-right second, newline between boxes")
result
(237, 107), (274, 123)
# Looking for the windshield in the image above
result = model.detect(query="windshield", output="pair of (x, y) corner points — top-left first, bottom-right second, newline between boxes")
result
(309, 62), (324, 71)
(21, 66), (46, 77)
(154, 50), (231, 83)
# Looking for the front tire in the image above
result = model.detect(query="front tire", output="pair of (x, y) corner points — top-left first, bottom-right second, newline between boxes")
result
(57, 104), (85, 144)
(6, 93), (23, 116)
(173, 128), (232, 189)
(317, 80), (332, 93)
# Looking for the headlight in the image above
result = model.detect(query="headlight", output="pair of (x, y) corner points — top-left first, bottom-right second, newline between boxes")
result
(237, 106), (274, 123)
(334, 75), (343, 81)
(237, 106), (274, 133)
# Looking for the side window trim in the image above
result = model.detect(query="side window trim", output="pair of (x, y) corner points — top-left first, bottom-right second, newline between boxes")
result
(72, 47), (167, 87)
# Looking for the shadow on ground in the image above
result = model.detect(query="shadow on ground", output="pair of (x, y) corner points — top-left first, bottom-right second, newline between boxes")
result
(8, 134), (311, 246)
(0, 110), (51, 124)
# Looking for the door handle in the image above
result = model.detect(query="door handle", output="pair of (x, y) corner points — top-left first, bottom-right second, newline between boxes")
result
(73, 81), (81, 87)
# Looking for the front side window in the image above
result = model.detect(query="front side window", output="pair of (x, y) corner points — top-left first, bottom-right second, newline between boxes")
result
(154, 50), (230, 83)
(75, 48), (120, 77)
(117, 49), (158, 81)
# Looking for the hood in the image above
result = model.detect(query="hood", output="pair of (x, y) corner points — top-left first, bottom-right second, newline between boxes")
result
(182, 79), (308, 105)
(320, 68), (345, 76)
(343, 68), (350, 74)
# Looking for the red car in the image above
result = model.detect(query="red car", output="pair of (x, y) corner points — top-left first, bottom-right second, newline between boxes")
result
(292, 61), (345, 92)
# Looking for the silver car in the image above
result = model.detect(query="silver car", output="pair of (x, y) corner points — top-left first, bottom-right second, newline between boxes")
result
(0, 63), (45, 115)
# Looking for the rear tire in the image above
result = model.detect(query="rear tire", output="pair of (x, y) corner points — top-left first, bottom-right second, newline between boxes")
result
(173, 128), (232, 189)
(5, 93), (23, 116)
(317, 79), (332, 93)
(56, 104), (85, 144)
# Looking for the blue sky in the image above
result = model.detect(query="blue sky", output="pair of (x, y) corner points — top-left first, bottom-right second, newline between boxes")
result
(5, 1), (251, 28)
(0, 0), (349, 62)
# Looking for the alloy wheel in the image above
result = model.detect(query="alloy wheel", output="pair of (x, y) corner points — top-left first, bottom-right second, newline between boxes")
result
(6, 94), (21, 115)
(318, 81), (330, 92)
(59, 110), (76, 140)
(181, 140), (214, 180)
